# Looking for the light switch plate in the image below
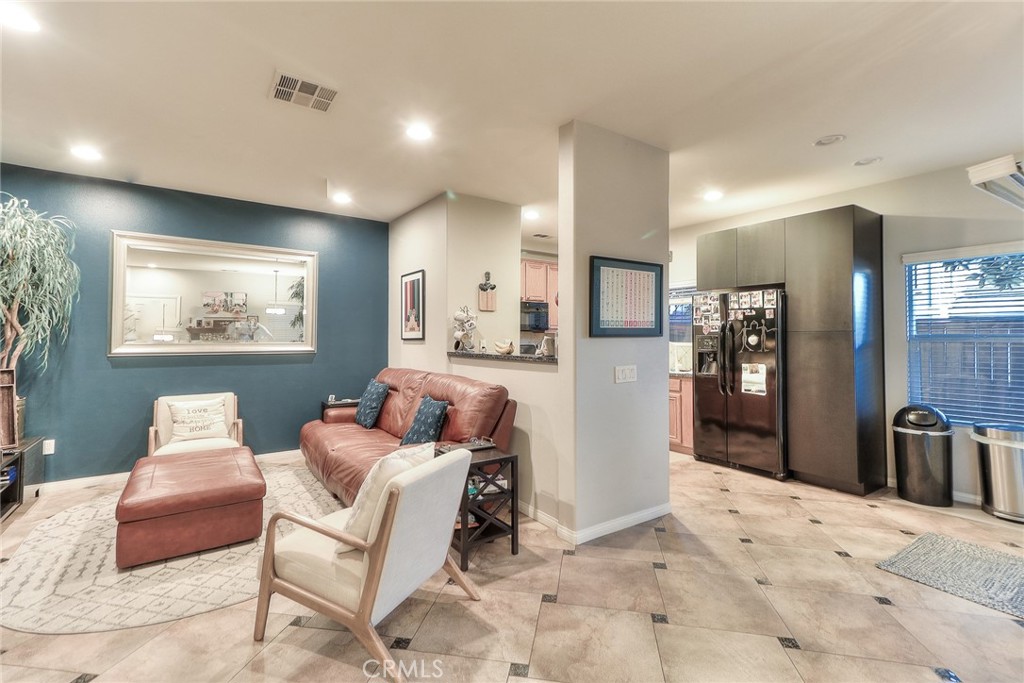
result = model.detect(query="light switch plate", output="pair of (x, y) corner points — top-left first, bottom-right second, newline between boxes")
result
(614, 365), (637, 383)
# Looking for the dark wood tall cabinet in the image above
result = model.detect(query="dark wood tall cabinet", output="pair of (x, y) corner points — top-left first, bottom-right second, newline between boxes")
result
(693, 205), (885, 496)
(784, 206), (885, 495)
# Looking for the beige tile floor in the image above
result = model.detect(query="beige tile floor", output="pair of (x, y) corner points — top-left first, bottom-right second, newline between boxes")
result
(2, 451), (1023, 682)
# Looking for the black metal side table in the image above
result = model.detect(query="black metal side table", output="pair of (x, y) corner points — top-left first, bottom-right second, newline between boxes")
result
(450, 447), (519, 571)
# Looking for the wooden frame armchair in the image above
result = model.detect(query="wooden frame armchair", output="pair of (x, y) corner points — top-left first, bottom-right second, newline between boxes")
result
(148, 392), (243, 456)
(254, 449), (478, 682)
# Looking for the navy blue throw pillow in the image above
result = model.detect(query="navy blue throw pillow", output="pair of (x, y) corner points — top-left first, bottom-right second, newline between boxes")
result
(354, 379), (389, 429)
(400, 395), (449, 445)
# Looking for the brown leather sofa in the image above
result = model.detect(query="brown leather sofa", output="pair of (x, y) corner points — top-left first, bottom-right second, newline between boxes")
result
(300, 368), (517, 505)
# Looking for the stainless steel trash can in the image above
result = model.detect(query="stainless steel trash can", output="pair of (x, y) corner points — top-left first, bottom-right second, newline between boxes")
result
(971, 424), (1024, 523)
(893, 404), (954, 507)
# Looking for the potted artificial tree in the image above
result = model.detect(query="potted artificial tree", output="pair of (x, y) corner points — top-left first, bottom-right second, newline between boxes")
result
(0, 193), (81, 441)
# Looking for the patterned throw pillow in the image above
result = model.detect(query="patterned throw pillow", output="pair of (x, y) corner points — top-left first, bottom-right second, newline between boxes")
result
(336, 441), (436, 554)
(354, 379), (390, 429)
(400, 395), (449, 446)
(168, 398), (229, 443)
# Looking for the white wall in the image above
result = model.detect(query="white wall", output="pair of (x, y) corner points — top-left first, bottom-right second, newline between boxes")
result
(389, 192), (574, 530)
(446, 195), (521, 350)
(562, 120), (671, 534)
(388, 194), (448, 368)
(670, 161), (1024, 502)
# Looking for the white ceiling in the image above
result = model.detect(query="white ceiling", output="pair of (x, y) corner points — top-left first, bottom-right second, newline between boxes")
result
(3, 2), (1022, 248)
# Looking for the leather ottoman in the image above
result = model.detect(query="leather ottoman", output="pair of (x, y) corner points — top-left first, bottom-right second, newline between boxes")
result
(115, 447), (267, 569)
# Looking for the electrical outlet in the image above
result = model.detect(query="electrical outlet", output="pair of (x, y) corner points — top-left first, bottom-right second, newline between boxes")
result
(614, 365), (637, 383)
(43, 439), (56, 455)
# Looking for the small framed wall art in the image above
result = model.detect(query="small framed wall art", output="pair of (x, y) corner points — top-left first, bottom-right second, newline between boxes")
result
(589, 255), (663, 337)
(400, 269), (425, 341)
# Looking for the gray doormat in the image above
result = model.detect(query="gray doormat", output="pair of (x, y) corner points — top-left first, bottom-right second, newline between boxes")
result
(877, 532), (1024, 618)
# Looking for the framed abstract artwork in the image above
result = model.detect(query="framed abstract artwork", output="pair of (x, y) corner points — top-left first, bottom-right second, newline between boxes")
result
(589, 255), (663, 337)
(401, 269), (425, 341)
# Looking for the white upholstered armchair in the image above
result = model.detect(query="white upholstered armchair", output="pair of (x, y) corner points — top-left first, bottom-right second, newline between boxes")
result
(148, 392), (243, 456)
(253, 448), (477, 682)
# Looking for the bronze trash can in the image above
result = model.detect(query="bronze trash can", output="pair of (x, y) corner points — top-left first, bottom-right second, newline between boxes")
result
(893, 404), (954, 507)
(971, 424), (1024, 523)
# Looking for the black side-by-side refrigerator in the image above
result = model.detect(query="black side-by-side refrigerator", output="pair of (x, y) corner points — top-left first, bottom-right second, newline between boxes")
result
(692, 287), (787, 478)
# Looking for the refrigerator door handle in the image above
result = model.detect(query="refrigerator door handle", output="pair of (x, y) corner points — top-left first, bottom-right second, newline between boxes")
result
(724, 321), (735, 396)
(717, 321), (728, 396)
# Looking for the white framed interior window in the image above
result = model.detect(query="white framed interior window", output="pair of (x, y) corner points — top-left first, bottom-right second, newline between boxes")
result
(903, 241), (1024, 425)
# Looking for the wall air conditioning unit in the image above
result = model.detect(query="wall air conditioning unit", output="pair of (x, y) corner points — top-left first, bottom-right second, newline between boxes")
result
(966, 155), (1024, 210)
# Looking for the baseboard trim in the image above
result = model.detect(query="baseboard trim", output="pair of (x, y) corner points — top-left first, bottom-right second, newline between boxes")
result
(37, 471), (130, 494)
(571, 503), (672, 545)
(34, 448), (302, 495)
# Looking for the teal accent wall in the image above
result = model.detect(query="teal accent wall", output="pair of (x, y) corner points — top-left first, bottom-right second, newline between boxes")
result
(1, 164), (389, 482)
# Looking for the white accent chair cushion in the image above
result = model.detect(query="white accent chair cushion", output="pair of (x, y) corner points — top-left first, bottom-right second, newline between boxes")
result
(336, 441), (435, 553)
(274, 508), (364, 611)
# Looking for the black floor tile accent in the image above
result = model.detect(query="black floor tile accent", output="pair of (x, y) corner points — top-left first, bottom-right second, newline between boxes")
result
(867, 504), (879, 508)
(756, 577), (772, 586)
(653, 562), (667, 570)
(391, 637), (412, 650)
(720, 488), (730, 492)
(934, 667), (963, 682)
(809, 519), (822, 524)
(289, 616), (304, 627)
(1005, 542), (1021, 548)
(70, 676), (98, 683)
(789, 496), (801, 500)
(542, 593), (557, 603)
(873, 596), (894, 606)
(739, 538), (753, 544)
(509, 663), (530, 677)
(563, 549), (576, 556)
(0, 557), (8, 563)
(777, 637), (800, 650)
(654, 526), (666, 533)
(835, 550), (852, 558)
(900, 530), (917, 535)
(446, 578), (457, 585)
(728, 509), (739, 514)
(651, 613), (669, 624)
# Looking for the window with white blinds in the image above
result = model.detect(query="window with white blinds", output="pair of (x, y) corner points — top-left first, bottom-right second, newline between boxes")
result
(905, 251), (1024, 425)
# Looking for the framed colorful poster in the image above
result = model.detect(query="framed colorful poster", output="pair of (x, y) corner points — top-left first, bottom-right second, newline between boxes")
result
(589, 256), (663, 337)
(400, 269), (425, 341)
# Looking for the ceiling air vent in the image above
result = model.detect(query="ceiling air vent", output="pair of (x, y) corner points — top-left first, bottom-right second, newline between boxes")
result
(269, 70), (337, 113)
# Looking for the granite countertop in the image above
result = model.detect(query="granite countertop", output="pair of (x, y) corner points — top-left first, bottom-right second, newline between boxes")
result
(448, 350), (557, 365)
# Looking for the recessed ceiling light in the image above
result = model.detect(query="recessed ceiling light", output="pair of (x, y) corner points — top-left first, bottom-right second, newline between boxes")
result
(813, 134), (847, 147)
(331, 191), (352, 205)
(70, 145), (102, 161)
(0, 2), (41, 32)
(703, 189), (724, 202)
(523, 209), (540, 221)
(406, 123), (433, 141)
(854, 156), (883, 166)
